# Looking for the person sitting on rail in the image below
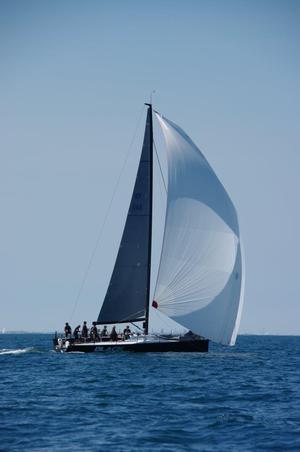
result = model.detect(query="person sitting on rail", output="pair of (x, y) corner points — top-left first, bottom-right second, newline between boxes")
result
(123, 325), (132, 340)
(100, 325), (108, 337)
(110, 326), (118, 341)
(90, 322), (99, 341)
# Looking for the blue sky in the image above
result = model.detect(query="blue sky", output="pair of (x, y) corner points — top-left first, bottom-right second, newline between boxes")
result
(1, 0), (299, 334)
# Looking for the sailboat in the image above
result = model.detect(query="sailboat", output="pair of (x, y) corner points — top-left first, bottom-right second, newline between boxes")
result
(54, 103), (244, 353)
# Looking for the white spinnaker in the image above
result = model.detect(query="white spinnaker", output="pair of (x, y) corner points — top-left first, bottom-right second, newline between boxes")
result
(154, 114), (244, 345)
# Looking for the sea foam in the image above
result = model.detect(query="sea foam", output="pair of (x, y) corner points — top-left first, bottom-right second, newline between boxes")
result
(0, 347), (33, 355)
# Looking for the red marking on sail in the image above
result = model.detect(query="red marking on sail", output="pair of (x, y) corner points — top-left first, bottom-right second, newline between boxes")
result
(152, 300), (158, 309)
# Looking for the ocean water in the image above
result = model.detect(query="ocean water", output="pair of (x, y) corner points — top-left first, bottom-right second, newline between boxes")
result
(0, 335), (299, 451)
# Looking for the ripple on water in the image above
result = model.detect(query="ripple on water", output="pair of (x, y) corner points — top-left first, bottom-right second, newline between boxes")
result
(0, 334), (300, 451)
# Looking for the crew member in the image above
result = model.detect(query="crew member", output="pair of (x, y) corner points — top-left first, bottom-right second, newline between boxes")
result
(123, 325), (131, 340)
(110, 326), (118, 341)
(64, 322), (72, 338)
(101, 325), (108, 337)
(82, 321), (88, 339)
(90, 322), (99, 341)
(73, 325), (81, 340)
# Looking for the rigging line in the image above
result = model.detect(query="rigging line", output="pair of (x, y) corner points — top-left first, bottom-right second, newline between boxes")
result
(130, 322), (144, 332)
(153, 139), (167, 194)
(69, 105), (146, 321)
(130, 321), (177, 340)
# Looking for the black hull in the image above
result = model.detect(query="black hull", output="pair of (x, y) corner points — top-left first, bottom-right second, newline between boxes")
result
(53, 338), (209, 353)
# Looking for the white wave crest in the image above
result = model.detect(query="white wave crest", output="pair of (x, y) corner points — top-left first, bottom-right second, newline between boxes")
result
(0, 347), (33, 355)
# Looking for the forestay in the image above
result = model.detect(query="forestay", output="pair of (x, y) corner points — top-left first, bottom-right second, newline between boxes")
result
(154, 114), (244, 345)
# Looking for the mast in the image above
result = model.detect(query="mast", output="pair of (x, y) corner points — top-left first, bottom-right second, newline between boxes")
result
(144, 103), (153, 335)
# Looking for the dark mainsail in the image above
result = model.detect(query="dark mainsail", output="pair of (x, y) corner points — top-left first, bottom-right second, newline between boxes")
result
(97, 107), (153, 325)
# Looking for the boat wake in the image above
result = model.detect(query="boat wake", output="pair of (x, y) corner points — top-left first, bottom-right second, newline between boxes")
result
(0, 347), (34, 355)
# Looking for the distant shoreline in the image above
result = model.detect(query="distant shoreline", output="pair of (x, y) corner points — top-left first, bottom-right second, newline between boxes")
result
(1, 331), (299, 337)
(1, 331), (62, 335)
